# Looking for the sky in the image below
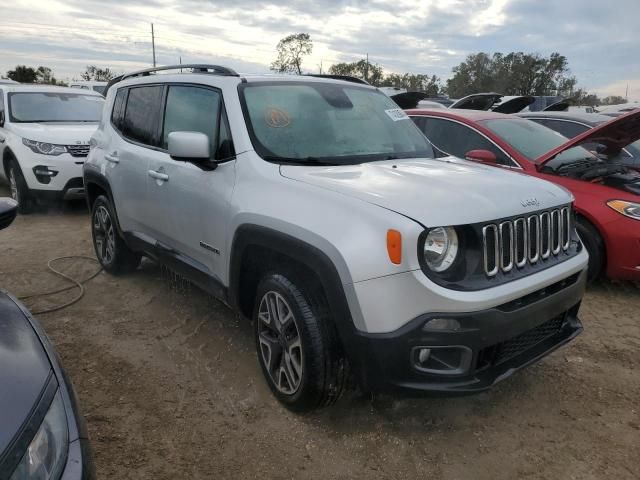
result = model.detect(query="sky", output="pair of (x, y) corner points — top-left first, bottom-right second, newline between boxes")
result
(1, 0), (639, 100)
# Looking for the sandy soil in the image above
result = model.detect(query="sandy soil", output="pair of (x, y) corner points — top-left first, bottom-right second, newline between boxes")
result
(0, 193), (638, 479)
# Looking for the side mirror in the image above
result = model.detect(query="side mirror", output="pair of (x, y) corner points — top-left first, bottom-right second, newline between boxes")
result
(168, 131), (210, 161)
(465, 149), (497, 165)
(0, 198), (18, 230)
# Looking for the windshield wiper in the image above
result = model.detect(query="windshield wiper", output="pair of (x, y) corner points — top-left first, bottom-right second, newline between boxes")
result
(262, 155), (342, 166)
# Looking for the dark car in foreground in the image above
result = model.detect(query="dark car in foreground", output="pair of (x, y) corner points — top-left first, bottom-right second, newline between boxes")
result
(407, 108), (640, 282)
(0, 198), (94, 479)
(517, 111), (640, 171)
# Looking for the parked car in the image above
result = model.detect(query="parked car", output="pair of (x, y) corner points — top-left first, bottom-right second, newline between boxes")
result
(0, 85), (104, 213)
(85, 65), (587, 411)
(408, 108), (640, 281)
(449, 93), (535, 113)
(518, 111), (640, 171)
(68, 81), (108, 96)
(0, 197), (95, 479)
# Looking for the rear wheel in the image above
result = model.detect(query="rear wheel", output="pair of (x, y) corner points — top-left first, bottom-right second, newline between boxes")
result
(254, 273), (348, 412)
(576, 217), (605, 282)
(7, 158), (35, 214)
(91, 195), (141, 274)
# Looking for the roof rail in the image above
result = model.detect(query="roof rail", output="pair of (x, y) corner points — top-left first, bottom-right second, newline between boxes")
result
(121, 64), (239, 81)
(103, 64), (239, 95)
(304, 74), (370, 85)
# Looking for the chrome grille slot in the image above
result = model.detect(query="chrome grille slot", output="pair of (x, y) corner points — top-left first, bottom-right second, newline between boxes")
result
(499, 222), (514, 272)
(551, 209), (561, 254)
(482, 206), (572, 277)
(514, 218), (527, 268)
(528, 215), (540, 263)
(483, 225), (499, 277)
(540, 211), (551, 259)
(67, 145), (90, 157)
(561, 207), (571, 250)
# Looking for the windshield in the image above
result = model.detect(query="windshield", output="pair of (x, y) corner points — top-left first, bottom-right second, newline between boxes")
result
(9, 92), (104, 123)
(480, 118), (597, 169)
(239, 82), (434, 164)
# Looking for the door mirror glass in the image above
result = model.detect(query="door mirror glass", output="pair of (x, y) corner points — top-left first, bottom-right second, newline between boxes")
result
(0, 198), (18, 230)
(168, 131), (210, 161)
(465, 149), (497, 165)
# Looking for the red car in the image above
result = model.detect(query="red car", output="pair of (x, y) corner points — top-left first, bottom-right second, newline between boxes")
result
(407, 108), (640, 281)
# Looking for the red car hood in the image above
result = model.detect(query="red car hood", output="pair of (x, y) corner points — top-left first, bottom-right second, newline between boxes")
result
(536, 109), (640, 165)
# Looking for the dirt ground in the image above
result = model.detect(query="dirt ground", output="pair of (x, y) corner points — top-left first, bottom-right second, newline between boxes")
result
(0, 190), (638, 479)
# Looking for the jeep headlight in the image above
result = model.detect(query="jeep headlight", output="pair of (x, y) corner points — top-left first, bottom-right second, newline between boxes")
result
(423, 226), (459, 272)
(22, 138), (68, 156)
(10, 391), (69, 480)
(607, 200), (640, 221)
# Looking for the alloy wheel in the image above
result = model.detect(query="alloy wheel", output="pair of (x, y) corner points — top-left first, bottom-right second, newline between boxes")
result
(257, 291), (304, 395)
(93, 205), (116, 265)
(9, 168), (19, 203)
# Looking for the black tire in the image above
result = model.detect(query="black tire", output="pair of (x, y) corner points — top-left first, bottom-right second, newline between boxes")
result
(576, 217), (605, 282)
(7, 158), (35, 214)
(91, 195), (141, 274)
(253, 273), (348, 412)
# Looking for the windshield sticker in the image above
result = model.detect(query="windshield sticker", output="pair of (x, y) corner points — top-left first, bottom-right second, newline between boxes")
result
(265, 108), (291, 128)
(385, 108), (409, 121)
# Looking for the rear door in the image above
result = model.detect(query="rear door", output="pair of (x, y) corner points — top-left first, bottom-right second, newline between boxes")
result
(107, 85), (164, 235)
(146, 83), (236, 282)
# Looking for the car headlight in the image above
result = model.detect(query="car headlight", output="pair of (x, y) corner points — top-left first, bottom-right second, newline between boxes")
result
(22, 139), (68, 156)
(423, 226), (459, 272)
(607, 200), (640, 221)
(10, 391), (69, 480)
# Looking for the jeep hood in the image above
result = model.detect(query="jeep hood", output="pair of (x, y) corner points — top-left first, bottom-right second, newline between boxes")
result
(280, 157), (570, 226)
(9, 122), (98, 145)
(536, 109), (640, 165)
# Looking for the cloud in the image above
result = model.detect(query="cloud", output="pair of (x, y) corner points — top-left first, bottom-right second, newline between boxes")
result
(1, 0), (639, 100)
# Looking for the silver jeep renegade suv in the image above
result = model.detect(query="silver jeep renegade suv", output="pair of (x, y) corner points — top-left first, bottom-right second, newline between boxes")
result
(84, 65), (588, 411)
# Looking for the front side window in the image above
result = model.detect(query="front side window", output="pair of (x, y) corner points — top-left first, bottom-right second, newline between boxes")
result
(162, 86), (221, 158)
(8, 92), (104, 123)
(122, 86), (164, 146)
(481, 118), (597, 170)
(239, 82), (433, 164)
(417, 117), (514, 166)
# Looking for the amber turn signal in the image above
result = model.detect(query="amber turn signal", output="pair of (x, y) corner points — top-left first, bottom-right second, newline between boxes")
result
(387, 229), (402, 264)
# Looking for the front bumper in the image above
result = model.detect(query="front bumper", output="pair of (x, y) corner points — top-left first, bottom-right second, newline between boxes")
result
(603, 216), (640, 281)
(348, 269), (586, 394)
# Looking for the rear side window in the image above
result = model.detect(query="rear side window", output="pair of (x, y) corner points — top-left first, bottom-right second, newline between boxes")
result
(0, 89), (4, 114)
(122, 86), (164, 146)
(111, 88), (127, 131)
(418, 117), (515, 166)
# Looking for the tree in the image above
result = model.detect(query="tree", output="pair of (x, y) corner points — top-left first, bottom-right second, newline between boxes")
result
(380, 73), (441, 95)
(446, 52), (576, 98)
(81, 65), (117, 81)
(270, 33), (313, 75)
(7, 65), (38, 83)
(601, 95), (627, 105)
(328, 59), (384, 86)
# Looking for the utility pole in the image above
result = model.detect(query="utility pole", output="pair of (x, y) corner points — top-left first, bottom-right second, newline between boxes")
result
(626, 83), (629, 101)
(179, 56), (182, 72)
(151, 23), (156, 67)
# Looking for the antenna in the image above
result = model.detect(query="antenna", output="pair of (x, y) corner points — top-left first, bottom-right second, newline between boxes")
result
(151, 23), (156, 67)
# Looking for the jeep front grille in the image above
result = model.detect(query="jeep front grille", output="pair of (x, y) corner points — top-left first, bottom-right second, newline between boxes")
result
(482, 207), (571, 277)
(67, 145), (90, 157)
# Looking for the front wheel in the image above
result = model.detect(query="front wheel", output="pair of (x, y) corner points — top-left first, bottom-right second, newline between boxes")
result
(7, 159), (35, 214)
(254, 273), (348, 412)
(576, 217), (605, 282)
(91, 195), (141, 274)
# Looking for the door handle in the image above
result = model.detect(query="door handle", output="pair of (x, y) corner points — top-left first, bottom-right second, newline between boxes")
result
(104, 152), (119, 164)
(148, 170), (169, 181)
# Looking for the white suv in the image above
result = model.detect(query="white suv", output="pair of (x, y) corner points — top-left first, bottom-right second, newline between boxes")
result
(84, 65), (589, 411)
(0, 85), (104, 213)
